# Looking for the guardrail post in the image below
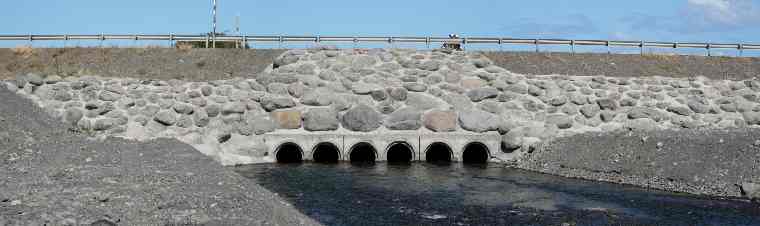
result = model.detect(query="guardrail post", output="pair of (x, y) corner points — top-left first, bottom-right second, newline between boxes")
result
(739, 44), (744, 57)
(353, 36), (358, 49)
(498, 38), (503, 52)
(205, 34), (209, 48)
(570, 40), (575, 54)
(534, 39), (539, 53)
(639, 41), (644, 55)
(606, 41), (611, 54)
(707, 43), (712, 57)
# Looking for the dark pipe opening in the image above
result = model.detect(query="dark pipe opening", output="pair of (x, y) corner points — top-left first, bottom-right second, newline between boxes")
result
(350, 142), (376, 164)
(425, 142), (452, 164)
(462, 142), (489, 164)
(387, 142), (414, 164)
(313, 142), (340, 163)
(276, 142), (303, 163)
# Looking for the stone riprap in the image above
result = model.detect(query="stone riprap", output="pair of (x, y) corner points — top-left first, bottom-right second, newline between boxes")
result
(5, 48), (760, 167)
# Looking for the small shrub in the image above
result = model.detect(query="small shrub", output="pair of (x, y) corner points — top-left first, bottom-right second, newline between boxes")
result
(11, 45), (35, 58)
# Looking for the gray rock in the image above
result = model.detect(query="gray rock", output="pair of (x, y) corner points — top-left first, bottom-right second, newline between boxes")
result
(194, 109), (210, 127)
(443, 93), (474, 111)
(302, 107), (339, 131)
(341, 104), (382, 132)
(260, 96), (296, 111)
(666, 105), (693, 116)
(423, 110), (457, 132)
(44, 75), (62, 84)
(352, 83), (382, 95)
(93, 118), (118, 131)
(548, 96), (568, 106)
(99, 91), (121, 101)
(370, 89), (387, 101)
(418, 60), (441, 71)
(173, 103), (195, 115)
(466, 87), (499, 102)
(596, 98), (619, 111)
(176, 115), (194, 128)
(546, 114), (573, 129)
(250, 117), (276, 135)
(206, 104), (221, 117)
(406, 93), (447, 110)
(389, 87), (408, 101)
(506, 84), (528, 94)
(63, 108), (83, 126)
(27, 73), (44, 86)
(384, 107), (422, 130)
(687, 98), (711, 114)
(267, 82), (289, 95)
(501, 131), (523, 152)
(154, 110), (177, 126)
(740, 182), (760, 201)
(627, 107), (667, 122)
(743, 111), (760, 125)
(300, 88), (334, 106)
(222, 102), (246, 115)
(472, 58), (491, 68)
(580, 104), (600, 118)
(458, 109), (500, 133)
(600, 111), (616, 122)
(287, 83), (306, 98)
(403, 83), (428, 92)
(624, 118), (658, 132)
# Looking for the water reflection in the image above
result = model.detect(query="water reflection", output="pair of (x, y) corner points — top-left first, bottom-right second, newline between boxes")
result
(232, 163), (760, 226)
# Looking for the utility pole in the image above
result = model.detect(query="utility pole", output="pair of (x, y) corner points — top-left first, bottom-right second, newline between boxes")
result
(212, 0), (217, 48)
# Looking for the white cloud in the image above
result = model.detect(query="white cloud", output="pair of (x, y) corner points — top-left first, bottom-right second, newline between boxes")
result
(686, 0), (758, 26)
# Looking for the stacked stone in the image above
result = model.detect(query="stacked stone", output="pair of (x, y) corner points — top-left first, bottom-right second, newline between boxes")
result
(6, 47), (760, 164)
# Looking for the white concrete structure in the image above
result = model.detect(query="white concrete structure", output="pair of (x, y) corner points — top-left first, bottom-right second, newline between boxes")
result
(261, 131), (501, 162)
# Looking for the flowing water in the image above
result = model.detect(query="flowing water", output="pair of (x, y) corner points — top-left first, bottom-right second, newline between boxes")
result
(232, 163), (760, 226)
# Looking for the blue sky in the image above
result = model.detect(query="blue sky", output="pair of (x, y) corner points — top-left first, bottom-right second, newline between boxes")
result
(3, 0), (760, 49)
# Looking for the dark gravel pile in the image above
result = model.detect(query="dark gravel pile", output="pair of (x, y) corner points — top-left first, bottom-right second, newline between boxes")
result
(483, 51), (760, 80)
(0, 86), (319, 225)
(517, 129), (760, 198)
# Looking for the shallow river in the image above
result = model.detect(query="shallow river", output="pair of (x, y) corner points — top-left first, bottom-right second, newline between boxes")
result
(231, 163), (760, 226)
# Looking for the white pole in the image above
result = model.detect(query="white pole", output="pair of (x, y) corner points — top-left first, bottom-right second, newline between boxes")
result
(212, 0), (217, 48)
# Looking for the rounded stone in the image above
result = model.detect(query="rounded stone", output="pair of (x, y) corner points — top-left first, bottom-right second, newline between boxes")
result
(458, 109), (500, 133)
(466, 87), (499, 102)
(389, 87), (408, 101)
(341, 104), (382, 132)
(384, 107), (422, 130)
(423, 110), (457, 132)
(154, 110), (177, 126)
(260, 96), (296, 111)
(173, 103), (195, 115)
(403, 83), (428, 92)
(63, 108), (84, 126)
(271, 110), (302, 129)
(302, 107), (339, 131)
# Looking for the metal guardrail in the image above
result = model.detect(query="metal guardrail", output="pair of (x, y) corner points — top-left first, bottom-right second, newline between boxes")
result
(1, 34), (758, 56)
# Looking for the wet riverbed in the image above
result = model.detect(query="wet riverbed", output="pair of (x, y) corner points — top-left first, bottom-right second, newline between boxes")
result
(231, 163), (760, 226)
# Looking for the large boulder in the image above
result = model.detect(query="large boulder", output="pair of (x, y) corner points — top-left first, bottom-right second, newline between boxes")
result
(405, 93), (447, 110)
(466, 87), (499, 102)
(341, 104), (382, 132)
(740, 182), (760, 202)
(271, 110), (302, 129)
(458, 109), (500, 133)
(423, 110), (457, 132)
(260, 96), (296, 111)
(384, 107), (422, 130)
(302, 107), (339, 131)
(627, 107), (668, 122)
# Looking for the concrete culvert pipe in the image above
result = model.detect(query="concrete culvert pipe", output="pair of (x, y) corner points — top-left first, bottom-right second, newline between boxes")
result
(386, 141), (414, 164)
(462, 142), (490, 164)
(276, 142), (303, 163)
(425, 142), (453, 164)
(312, 142), (340, 163)
(349, 142), (377, 164)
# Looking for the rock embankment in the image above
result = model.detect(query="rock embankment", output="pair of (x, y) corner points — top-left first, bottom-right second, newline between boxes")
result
(6, 47), (760, 199)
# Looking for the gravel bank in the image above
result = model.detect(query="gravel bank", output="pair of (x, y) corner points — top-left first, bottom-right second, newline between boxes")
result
(517, 129), (760, 198)
(483, 51), (760, 80)
(0, 86), (320, 225)
(0, 48), (285, 81)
